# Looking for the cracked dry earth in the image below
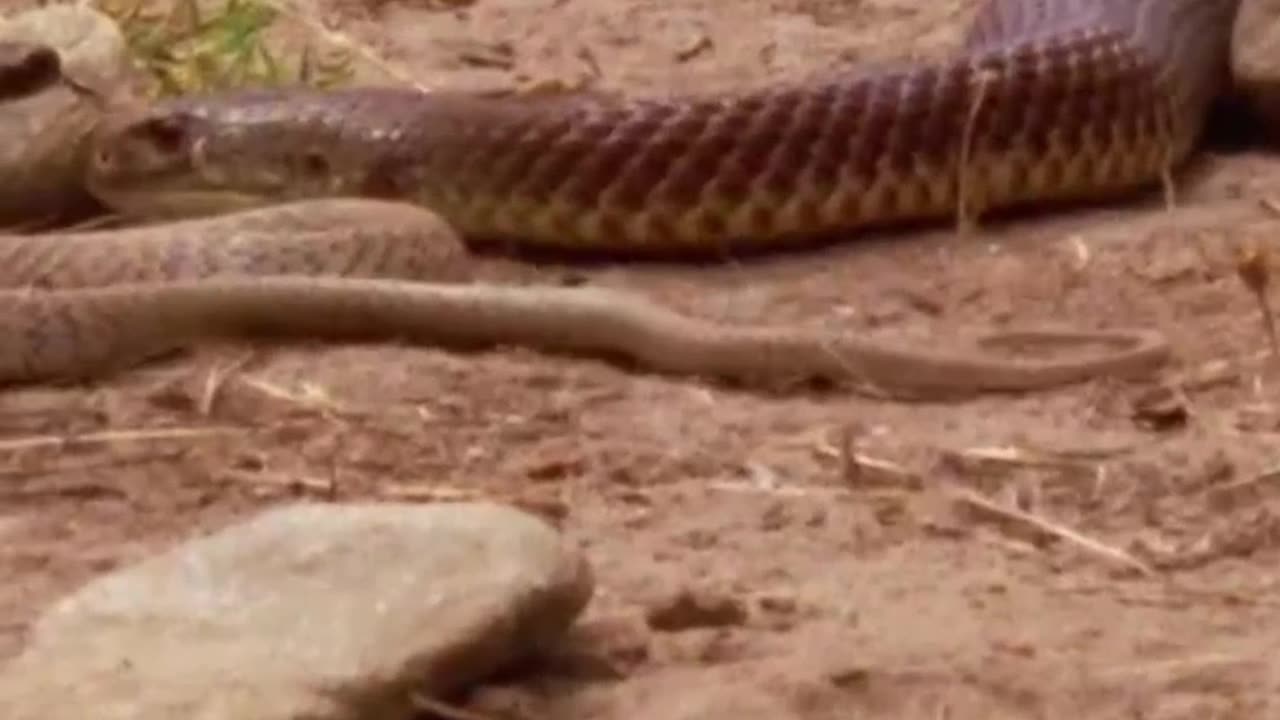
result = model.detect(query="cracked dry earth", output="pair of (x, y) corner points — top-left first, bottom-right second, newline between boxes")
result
(6, 0), (1280, 717)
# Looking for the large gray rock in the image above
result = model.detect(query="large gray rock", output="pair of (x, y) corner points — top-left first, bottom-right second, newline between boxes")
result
(0, 502), (593, 720)
(0, 4), (135, 224)
(1233, 0), (1280, 138)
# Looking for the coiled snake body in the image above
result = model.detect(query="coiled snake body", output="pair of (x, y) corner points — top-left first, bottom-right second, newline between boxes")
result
(0, 0), (1246, 392)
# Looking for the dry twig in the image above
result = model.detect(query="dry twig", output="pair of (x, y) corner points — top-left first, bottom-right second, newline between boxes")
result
(197, 349), (260, 415)
(0, 426), (241, 453)
(950, 487), (1155, 576)
(956, 68), (996, 235)
(410, 693), (501, 720)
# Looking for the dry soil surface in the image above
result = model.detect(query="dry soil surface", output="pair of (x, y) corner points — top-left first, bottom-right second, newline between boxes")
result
(5, 0), (1280, 718)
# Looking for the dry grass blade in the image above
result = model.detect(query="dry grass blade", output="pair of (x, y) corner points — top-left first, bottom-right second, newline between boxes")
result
(0, 426), (242, 453)
(950, 487), (1156, 576)
(955, 68), (995, 236)
(410, 692), (503, 720)
(1235, 239), (1280, 361)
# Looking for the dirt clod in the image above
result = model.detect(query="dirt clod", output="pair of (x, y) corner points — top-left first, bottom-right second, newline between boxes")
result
(644, 587), (750, 632)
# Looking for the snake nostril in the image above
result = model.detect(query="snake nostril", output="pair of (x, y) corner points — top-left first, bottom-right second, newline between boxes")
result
(300, 151), (329, 177)
(132, 117), (188, 154)
(92, 147), (113, 171)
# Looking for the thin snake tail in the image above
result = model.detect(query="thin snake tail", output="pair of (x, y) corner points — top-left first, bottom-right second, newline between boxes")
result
(0, 278), (1171, 392)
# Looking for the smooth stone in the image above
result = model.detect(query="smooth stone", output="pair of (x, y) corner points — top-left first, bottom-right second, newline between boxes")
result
(0, 501), (593, 720)
(0, 4), (134, 223)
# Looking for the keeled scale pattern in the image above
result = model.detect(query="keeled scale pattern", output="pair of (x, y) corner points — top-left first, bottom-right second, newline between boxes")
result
(117, 0), (1242, 256)
(386, 30), (1173, 254)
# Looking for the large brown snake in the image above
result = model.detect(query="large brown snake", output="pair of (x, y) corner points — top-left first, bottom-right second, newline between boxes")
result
(0, 0), (1246, 393)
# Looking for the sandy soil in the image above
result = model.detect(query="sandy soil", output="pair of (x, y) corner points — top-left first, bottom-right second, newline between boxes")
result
(5, 0), (1280, 717)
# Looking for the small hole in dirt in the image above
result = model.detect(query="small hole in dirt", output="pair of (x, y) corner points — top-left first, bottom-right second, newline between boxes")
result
(1204, 92), (1271, 153)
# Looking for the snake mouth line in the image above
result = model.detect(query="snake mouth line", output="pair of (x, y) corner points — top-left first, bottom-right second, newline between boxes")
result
(86, 186), (271, 220)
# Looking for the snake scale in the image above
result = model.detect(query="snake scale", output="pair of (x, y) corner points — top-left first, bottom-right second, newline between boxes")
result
(0, 0), (1246, 393)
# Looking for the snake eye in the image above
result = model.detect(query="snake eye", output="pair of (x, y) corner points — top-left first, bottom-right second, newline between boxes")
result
(128, 113), (193, 155)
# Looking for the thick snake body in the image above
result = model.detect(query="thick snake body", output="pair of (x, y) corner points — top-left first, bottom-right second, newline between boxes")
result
(0, 199), (1171, 392)
(0, 0), (1247, 391)
(89, 0), (1241, 254)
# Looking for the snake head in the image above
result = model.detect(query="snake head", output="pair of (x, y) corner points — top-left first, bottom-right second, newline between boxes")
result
(85, 97), (314, 219)
(88, 106), (241, 219)
(84, 89), (411, 220)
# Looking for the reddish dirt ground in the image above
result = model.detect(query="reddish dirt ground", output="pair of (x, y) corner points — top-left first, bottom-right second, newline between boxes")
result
(6, 0), (1280, 717)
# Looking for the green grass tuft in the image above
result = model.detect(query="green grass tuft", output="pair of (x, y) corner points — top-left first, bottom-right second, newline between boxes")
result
(94, 0), (354, 97)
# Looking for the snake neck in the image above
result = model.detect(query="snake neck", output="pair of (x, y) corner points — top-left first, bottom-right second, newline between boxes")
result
(369, 32), (1189, 252)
